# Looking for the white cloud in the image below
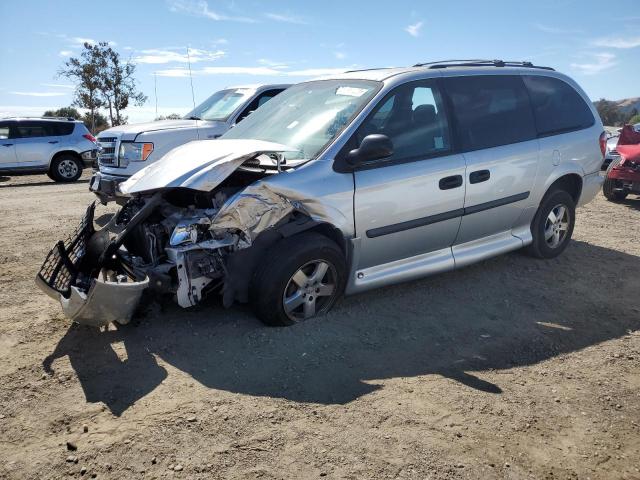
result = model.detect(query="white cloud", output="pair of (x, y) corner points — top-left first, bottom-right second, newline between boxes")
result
(264, 12), (307, 24)
(135, 48), (225, 64)
(167, 0), (256, 23)
(405, 21), (423, 37)
(334, 51), (347, 60)
(41, 83), (75, 89)
(72, 37), (96, 46)
(532, 23), (581, 34)
(154, 65), (347, 78)
(592, 36), (640, 49)
(59, 50), (72, 57)
(570, 53), (617, 75)
(9, 91), (68, 97)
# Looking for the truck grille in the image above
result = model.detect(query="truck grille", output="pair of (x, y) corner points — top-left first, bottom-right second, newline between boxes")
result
(97, 136), (119, 167)
(37, 203), (95, 298)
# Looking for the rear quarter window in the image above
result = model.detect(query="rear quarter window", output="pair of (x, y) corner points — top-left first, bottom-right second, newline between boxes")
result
(53, 122), (75, 136)
(444, 75), (537, 151)
(523, 75), (594, 137)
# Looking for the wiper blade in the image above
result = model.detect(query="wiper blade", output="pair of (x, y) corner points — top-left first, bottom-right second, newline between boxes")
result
(186, 116), (201, 120)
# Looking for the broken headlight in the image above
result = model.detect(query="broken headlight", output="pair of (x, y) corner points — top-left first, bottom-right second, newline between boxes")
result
(169, 217), (211, 246)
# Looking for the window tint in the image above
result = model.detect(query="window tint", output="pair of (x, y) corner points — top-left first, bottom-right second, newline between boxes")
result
(354, 81), (451, 162)
(523, 75), (594, 136)
(0, 122), (9, 140)
(15, 121), (58, 138)
(445, 75), (536, 151)
(53, 122), (75, 136)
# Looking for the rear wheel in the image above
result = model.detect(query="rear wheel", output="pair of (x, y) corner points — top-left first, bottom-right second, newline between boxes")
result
(50, 155), (82, 182)
(526, 189), (575, 259)
(249, 232), (346, 326)
(603, 158), (628, 201)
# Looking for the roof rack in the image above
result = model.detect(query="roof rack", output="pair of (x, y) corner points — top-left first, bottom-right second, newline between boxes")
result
(0, 116), (76, 121)
(413, 59), (555, 71)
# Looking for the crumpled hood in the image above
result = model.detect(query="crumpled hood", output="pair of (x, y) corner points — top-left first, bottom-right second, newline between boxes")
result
(119, 139), (296, 194)
(100, 119), (223, 136)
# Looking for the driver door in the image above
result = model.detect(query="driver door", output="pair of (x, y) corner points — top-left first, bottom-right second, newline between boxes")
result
(351, 80), (466, 271)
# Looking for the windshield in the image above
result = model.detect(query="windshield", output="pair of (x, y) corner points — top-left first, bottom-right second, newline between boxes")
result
(222, 80), (380, 161)
(184, 88), (256, 121)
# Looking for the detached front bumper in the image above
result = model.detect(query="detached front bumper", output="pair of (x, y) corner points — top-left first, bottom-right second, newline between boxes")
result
(89, 171), (130, 204)
(35, 202), (149, 327)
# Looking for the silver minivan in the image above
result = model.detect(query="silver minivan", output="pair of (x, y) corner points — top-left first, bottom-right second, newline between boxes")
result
(37, 60), (605, 327)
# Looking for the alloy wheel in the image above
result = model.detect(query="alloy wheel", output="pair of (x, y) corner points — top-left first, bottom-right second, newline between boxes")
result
(282, 260), (337, 321)
(58, 159), (79, 179)
(544, 203), (570, 249)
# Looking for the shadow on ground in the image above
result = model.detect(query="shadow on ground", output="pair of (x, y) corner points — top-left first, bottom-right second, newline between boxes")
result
(43, 240), (640, 416)
(0, 179), (89, 188)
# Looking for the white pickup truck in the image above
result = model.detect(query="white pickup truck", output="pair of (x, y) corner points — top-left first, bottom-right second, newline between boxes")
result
(90, 83), (290, 202)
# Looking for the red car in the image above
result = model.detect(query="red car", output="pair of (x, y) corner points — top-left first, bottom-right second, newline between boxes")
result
(603, 124), (640, 201)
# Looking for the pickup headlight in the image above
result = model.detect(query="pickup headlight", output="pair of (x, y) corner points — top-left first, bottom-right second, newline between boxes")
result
(119, 142), (153, 162)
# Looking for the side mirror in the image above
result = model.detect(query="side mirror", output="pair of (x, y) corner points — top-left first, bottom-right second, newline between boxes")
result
(347, 134), (393, 166)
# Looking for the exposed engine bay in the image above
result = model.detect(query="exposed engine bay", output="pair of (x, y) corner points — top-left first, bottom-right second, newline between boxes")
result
(36, 145), (319, 327)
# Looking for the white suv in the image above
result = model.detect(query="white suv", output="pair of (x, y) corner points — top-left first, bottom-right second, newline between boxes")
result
(90, 84), (289, 202)
(0, 117), (97, 182)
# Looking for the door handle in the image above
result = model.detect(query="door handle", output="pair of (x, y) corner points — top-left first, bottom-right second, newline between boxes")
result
(48, 140), (59, 144)
(2, 143), (13, 147)
(469, 169), (490, 184)
(439, 175), (463, 190)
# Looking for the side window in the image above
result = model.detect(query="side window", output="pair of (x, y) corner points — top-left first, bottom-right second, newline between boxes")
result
(523, 75), (594, 136)
(15, 121), (54, 138)
(236, 89), (284, 123)
(0, 122), (9, 140)
(354, 81), (451, 162)
(52, 122), (75, 136)
(444, 75), (536, 151)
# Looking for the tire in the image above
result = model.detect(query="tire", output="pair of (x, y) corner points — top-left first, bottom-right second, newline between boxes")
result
(526, 189), (575, 259)
(50, 155), (83, 182)
(249, 232), (346, 326)
(603, 158), (628, 201)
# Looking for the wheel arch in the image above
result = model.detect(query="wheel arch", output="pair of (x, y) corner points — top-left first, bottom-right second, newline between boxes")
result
(49, 150), (83, 170)
(541, 172), (583, 204)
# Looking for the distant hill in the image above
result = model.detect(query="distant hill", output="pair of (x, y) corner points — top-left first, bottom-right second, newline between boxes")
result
(594, 97), (640, 127)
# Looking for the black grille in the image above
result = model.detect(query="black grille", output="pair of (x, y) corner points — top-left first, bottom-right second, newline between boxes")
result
(98, 137), (117, 143)
(101, 147), (115, 154)
(37, 203), (96, 298)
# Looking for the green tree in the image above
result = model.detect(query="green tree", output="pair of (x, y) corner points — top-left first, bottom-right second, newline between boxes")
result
(58, 43), (105, 132)
(82, 111), (110, 133)
(99, 44), (147, 126)
(43, 107), (82, 119)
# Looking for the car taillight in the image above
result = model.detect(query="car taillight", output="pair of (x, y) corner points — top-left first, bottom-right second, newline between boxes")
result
(599, 131), (607, 158)
(83, 133), (97, 143)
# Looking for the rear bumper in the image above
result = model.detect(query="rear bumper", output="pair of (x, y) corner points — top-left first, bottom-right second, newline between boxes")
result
(81, 149), (98, 167)
(577, 171), (604, 207)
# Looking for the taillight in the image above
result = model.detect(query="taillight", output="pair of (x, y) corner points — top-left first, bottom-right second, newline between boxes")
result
(599, 131), (607, 158)
(83, 133), (97, 143)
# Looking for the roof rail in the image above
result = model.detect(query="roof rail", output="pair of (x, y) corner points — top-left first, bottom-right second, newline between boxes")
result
(413, 59), (555, 71)
(1, 116), (76, 121)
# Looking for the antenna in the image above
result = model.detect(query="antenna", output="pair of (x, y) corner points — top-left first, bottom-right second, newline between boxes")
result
(154, 72), (158, 119)
(186, 46), (200, 138)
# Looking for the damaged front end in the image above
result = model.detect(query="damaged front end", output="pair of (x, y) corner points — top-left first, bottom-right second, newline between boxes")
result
(36, 140), (312, 327)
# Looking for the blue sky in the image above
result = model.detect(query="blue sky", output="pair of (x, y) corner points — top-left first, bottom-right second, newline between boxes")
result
(1, 0), (639, 123)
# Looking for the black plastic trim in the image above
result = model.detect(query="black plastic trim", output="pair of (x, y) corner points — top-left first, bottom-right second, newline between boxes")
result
(365, 191), (530, 238)
(366, 208), (465, 238)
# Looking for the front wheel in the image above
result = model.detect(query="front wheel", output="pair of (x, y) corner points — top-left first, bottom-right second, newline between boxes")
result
(526, 189), (575, 259)
(249, 232), (346, 326)
(50, 155), (82, 182)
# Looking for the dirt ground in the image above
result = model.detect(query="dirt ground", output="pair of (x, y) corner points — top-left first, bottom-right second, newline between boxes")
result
(0, 171), (638, 480)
